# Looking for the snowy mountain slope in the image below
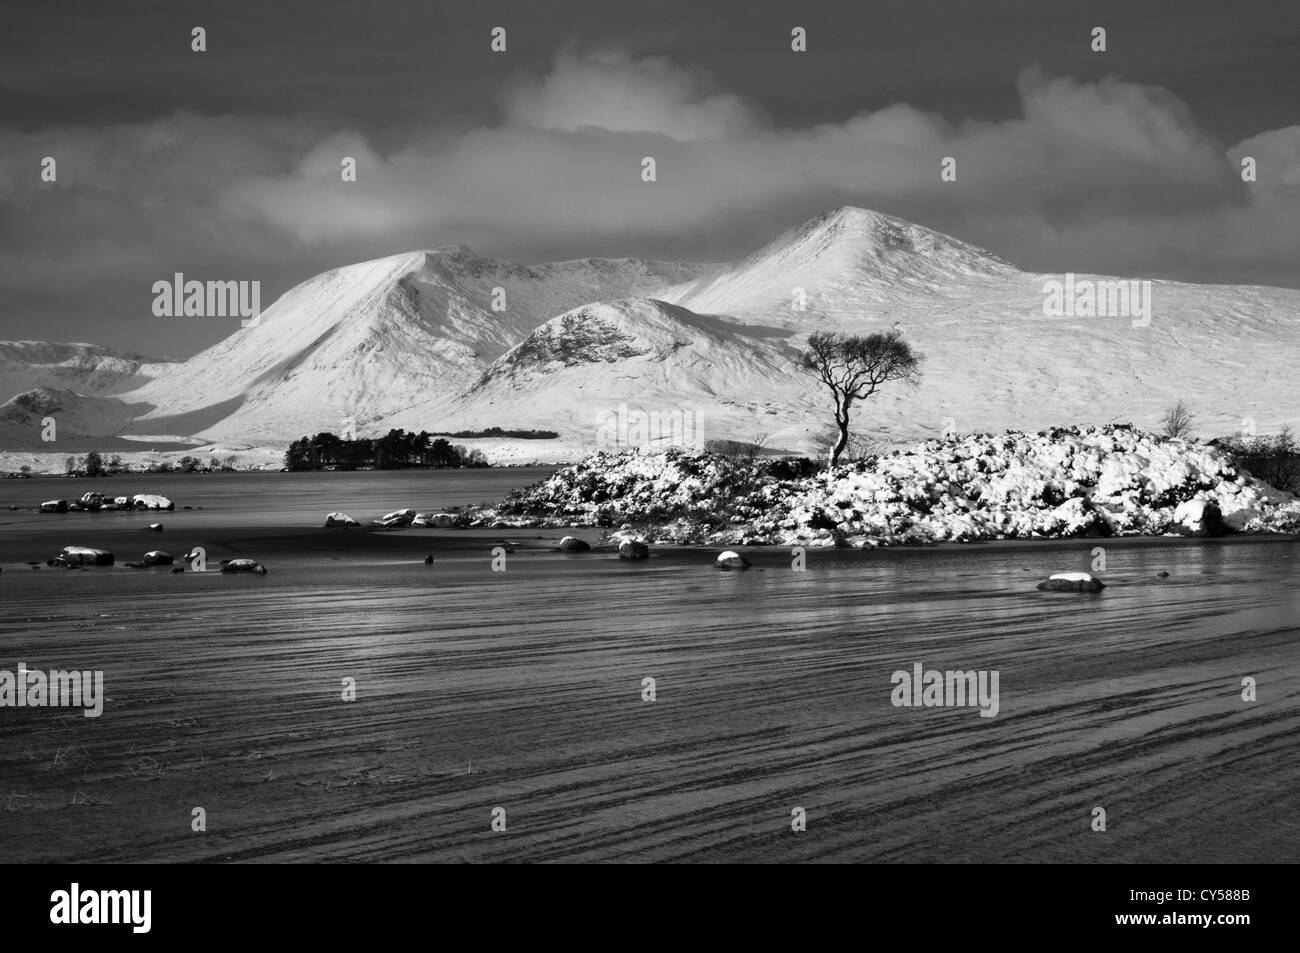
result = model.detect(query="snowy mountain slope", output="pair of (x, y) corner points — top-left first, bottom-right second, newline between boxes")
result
(118, 248), (711, 442)
(0, 341), (176, 403)
(406, 298), (802, 448)
(425, 209), (1300, 450)
(20, 206), (1300, 451)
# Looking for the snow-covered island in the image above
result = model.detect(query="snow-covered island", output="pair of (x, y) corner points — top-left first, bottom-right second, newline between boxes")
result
(473, 425), (1300, 546)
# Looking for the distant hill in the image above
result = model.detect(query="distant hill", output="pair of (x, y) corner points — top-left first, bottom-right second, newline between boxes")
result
(0, 341), (176, 404)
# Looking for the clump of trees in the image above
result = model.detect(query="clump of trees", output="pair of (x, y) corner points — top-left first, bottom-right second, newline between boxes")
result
(442, 427), (558, 439)
(1216, 425), (1300, 494)
(148, 455), (237, 474)
(284, 429), (488, 471)
(800, 330), (922, 467)
(61, 452), (127, 476)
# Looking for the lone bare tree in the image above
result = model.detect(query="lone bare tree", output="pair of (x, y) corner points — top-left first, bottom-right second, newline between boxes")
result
(1160, 400), (1195, 439)
(800, 330), (922, 467)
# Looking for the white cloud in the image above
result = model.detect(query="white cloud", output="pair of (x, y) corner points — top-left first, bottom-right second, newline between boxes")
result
(499, 48), (763, 140)
(0, 49), (1297, 347)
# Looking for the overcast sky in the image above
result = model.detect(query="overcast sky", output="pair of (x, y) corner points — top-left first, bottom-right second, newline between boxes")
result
(1, 0), (1297, 358)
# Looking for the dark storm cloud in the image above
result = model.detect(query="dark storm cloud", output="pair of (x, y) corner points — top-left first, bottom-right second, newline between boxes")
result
(0, 1), (1296, 356)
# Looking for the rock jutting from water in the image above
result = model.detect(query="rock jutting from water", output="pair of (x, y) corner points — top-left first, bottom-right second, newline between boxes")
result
(1037, 571), (1105, 593)
(376, 508), (416, 528)
(617, 538), (649, 559)
(49, 492), (175, 513)
(48, 546), (114, 567)
(132, 494), (174, 511)
(411, 512), (458, 528)
(220, 558), (268, 575)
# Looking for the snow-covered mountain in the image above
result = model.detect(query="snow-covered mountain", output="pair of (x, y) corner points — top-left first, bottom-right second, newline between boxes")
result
(9, 207), (1299, 454)
(432, 298), (798, 448)
(407, 207), (1300, 452)
(0, 341), (175, 403)
(117, 248), (710, 442)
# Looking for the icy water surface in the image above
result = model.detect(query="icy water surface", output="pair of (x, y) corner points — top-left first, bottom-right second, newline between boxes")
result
(0, 470), (1297, 862)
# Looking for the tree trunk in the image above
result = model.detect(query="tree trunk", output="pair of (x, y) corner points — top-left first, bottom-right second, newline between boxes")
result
(830, 402), (850, 468)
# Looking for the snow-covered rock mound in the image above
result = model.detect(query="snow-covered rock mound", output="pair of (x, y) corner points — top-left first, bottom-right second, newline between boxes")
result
(769, 425), (1300, 545)
(482, 426), (1300, 545)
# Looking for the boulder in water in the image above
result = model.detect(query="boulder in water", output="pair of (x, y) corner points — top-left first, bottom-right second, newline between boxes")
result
(220, 558), (267, 575)
(147, 523), (164, 532)
(324, 512), (360, 528)
(143, 550), (174, 566)
(559, 536), (591, 552)
(618, 539), (649, 560)
(411, 512), (457, 528)
(51, 546), (114, 567)
(40, 499), (68, 513)
(1036, 571), (1104, 593)
(715, 551), (751, 570)
(132, 494), (174, 510)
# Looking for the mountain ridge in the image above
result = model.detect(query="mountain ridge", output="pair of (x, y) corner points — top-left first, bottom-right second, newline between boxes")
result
(2, 206), (1296, 456)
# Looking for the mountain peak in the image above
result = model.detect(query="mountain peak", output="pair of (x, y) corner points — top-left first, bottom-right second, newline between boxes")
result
(775, 205), (1009, 269)
(812, 205), (906, 228)
(655, 206), (1015, 321)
